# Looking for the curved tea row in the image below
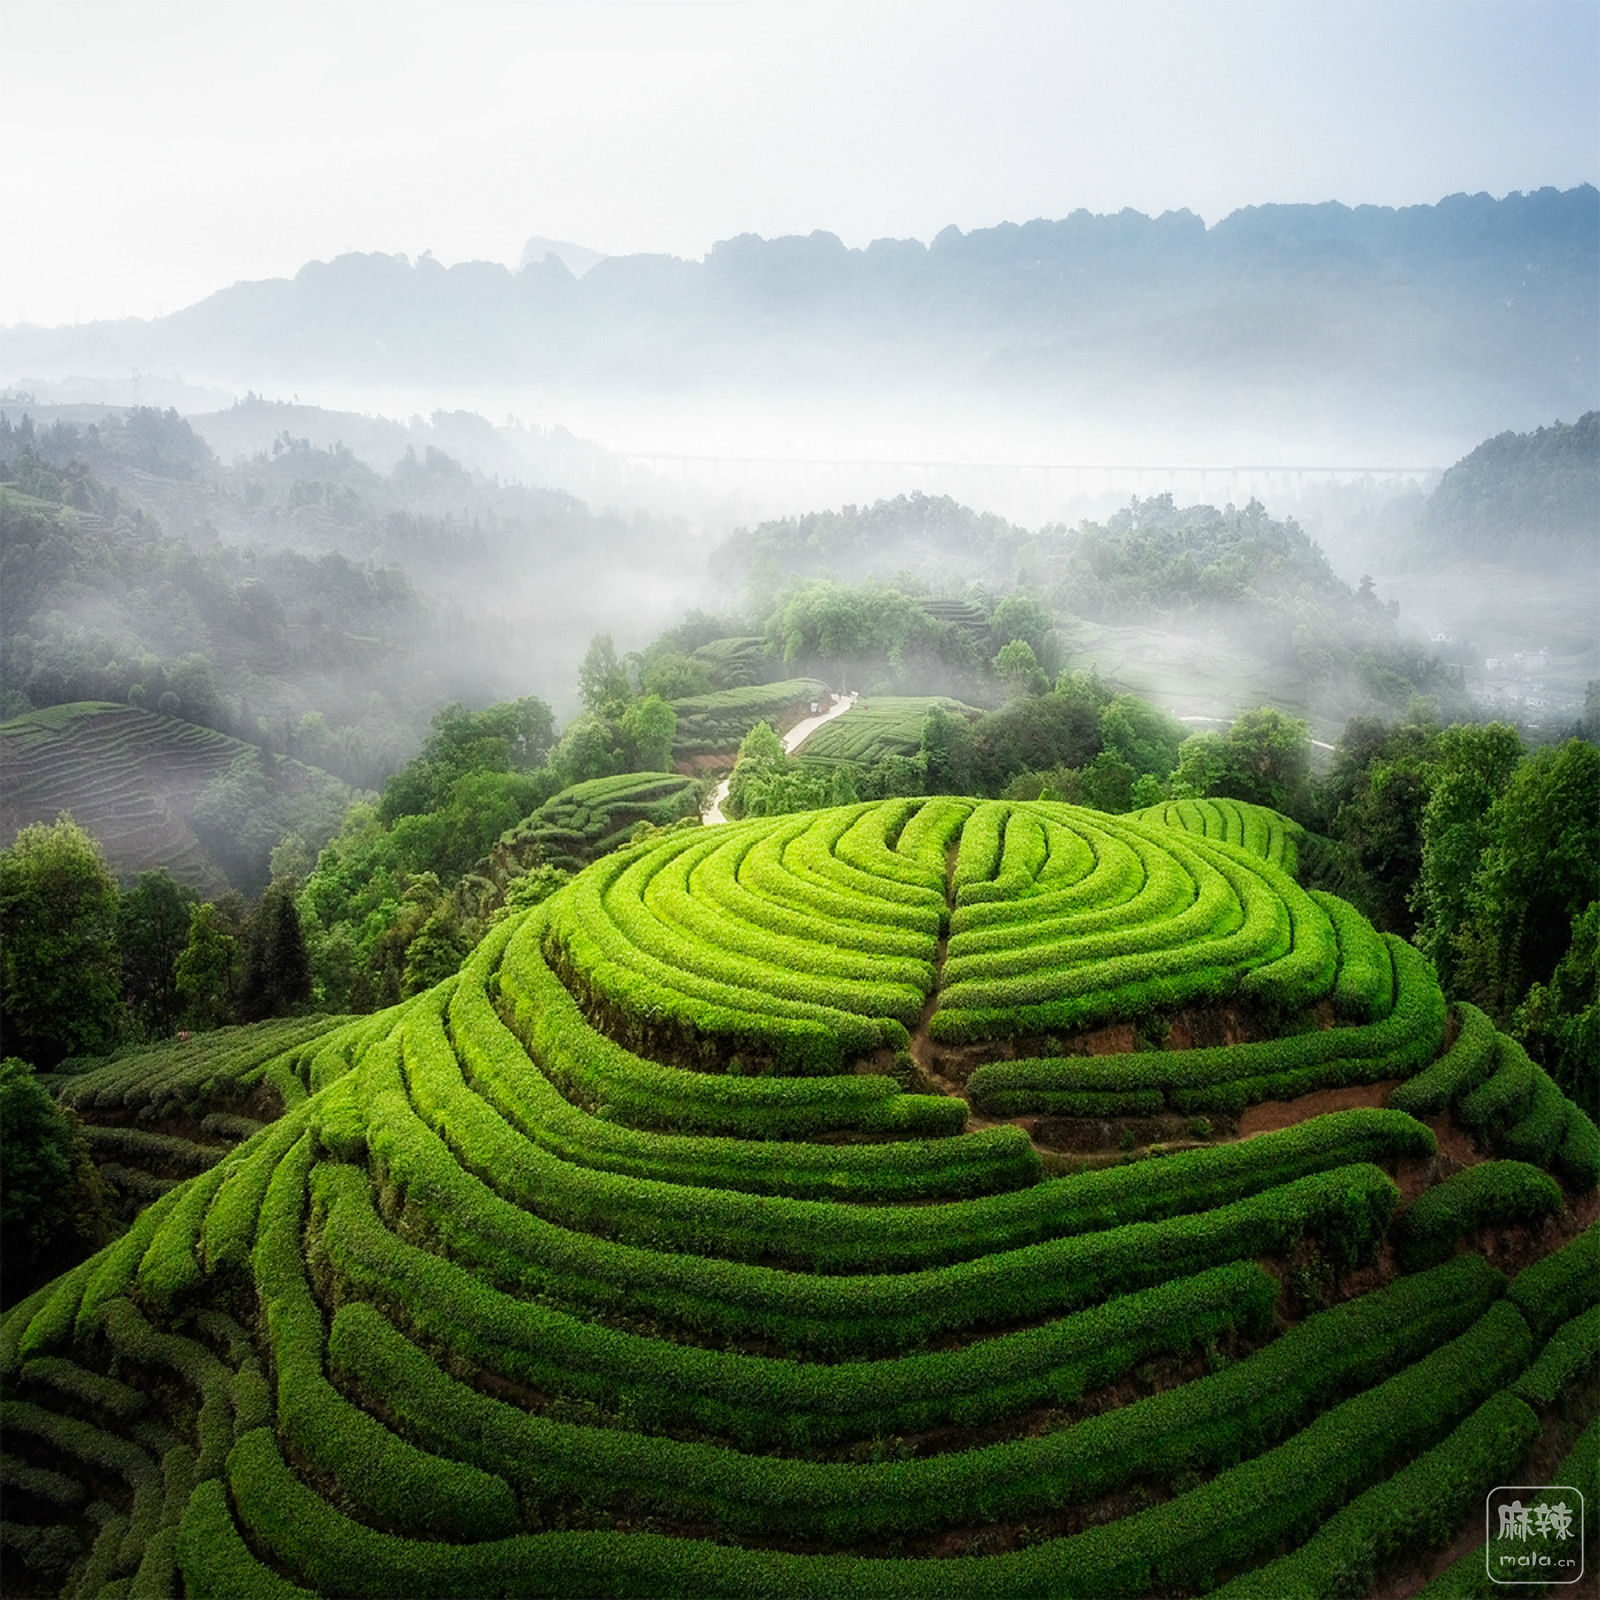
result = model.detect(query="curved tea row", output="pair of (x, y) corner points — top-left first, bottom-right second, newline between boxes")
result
(2, 797), (1596, 1598)
(544, 797), (1341, 1071)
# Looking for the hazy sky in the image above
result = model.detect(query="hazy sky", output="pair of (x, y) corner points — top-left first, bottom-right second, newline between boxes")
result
(2, 0), (1595, 327)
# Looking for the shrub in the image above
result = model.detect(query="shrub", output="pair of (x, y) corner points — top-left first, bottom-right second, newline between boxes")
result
(1507, 1223), (1599, 1341)
(1395, 1162), (1564, 1270)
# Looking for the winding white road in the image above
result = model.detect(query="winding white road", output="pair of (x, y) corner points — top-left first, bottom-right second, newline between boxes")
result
(701, 692), (859, 825)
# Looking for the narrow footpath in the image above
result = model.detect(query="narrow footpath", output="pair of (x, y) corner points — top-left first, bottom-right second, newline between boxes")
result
(701, 692), (859, 825)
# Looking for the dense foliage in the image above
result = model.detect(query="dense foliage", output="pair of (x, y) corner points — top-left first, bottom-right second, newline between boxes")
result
(0, 817), (123, 1067)
(2, 795), (1594, 1597)
(0, 1057), (114, 1307)
(0, 406), (701, 782)
(0, 434), (429, 787)
(713, 495), (1465, 725)
(1316, 712), (1599, 1105)
(1417, 411), (1599, 568)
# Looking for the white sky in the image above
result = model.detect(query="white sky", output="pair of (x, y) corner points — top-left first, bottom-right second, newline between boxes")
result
(2, 0), (1596, 327)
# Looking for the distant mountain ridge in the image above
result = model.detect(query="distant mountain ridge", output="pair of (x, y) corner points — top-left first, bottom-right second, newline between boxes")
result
(3, 187), (1595, 456)
(517, 236), (608, 276)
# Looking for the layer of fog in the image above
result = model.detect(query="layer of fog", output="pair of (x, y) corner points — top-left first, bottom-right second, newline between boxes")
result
(10, 380), (1591, 732)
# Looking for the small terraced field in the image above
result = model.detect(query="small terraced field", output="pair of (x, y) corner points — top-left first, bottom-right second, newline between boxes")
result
(0, 704), (343, 894)
(3, 797), (1595, 1599)
(43, 1018), (357, 1223)
(669, 679), (832, 762)
(494, 772), (703, 874)
(796, 696), (975, 768)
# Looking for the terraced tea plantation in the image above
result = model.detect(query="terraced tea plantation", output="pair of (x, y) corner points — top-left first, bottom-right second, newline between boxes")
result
(44, 1018), (357, 1221)
(797, 697), (975, 768)
(669, 679), (831, 761)
(495, 772), (703, 874)
(0, 704), (345, 894)
(4, 797), (1596, 1599)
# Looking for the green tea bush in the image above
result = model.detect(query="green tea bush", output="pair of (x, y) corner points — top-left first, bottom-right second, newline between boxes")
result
(1414, 1417), (1597, 1598)
(1511, 1305), (1599, 1407)
(1389, 1001), (1498, 1117)
(1210, 1392), (1540, 1599)
(323, 1257), (1496, 1545)
(967, 940), (1444, 1117)
(501, 914), (957, 1139)
(1458, 1035), (1537, 1140)
(6, 796), (1595, 1599)
(1508, 1223), (1600, 1341)
(670, 679), (831, 757)
(316, 1160), (1279, 1450)
(1132, 796), (1302, 874)
(250, 1130), (519, 1541)
(1311, 889), (1396, 1021)
(1395, 1162), (1564, 1270)
(1556, 1099), (1600, 1188)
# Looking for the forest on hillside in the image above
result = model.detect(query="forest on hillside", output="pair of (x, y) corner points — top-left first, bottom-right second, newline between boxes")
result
(1416, 411), (1600, 568)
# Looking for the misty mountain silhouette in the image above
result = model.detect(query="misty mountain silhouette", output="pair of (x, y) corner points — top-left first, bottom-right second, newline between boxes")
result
(4, 188), (1594, 453)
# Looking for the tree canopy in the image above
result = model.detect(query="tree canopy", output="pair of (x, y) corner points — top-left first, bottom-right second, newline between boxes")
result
(0, 816), (122, 1067)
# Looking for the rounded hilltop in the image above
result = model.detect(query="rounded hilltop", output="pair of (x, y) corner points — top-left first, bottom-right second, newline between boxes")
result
(3, 797), (1596, 1599)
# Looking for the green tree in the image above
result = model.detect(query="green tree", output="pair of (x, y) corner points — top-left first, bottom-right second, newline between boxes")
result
(421, 697), (556, 774)
(738, 720), (783, 765)
(989, 595), (1061, 678)
(1169, 732), (1231, 799)
(379, 698), (556, 823)
(641, 652), (712, 701)
(1, 1057), (114, 1306)
(578, 634), (632, 713)
(1453, 740), (1600, 1018)
(495, 864), (570, 921)
(993, 638), (1045, 696)
(1515, 901), (1598, 1112)
(402, 903), (469, 996)
(119, 870), (199, 1038)
(239, 887), (313, 1021)
(1171, 708), (1310, 818)
(829, 765), (862, 806)
(620, 694), (678, 773)
(0, 815), (122, 1067)
(919, 705), (977, 793)
(971, 691), (1103, 792)
(872, 753), (928, 800)
(1317, 713), (1443, 933)
(766, 582), (936, 684)
(1219, 707), (1312, 815)
(1079, 751), (1136, 813)
(1099, 694), (1186, 779)
(190, 761), (283, 894)
(1054, 666), (1115, 714)
(550, 715), (625, 787)
(1130, 772), (1166, 809)
(1410, 723), (1523, 988)
(725, 721), (785, 819)
(268, 833), (313, 894)
(175, 901), (240, 1030)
